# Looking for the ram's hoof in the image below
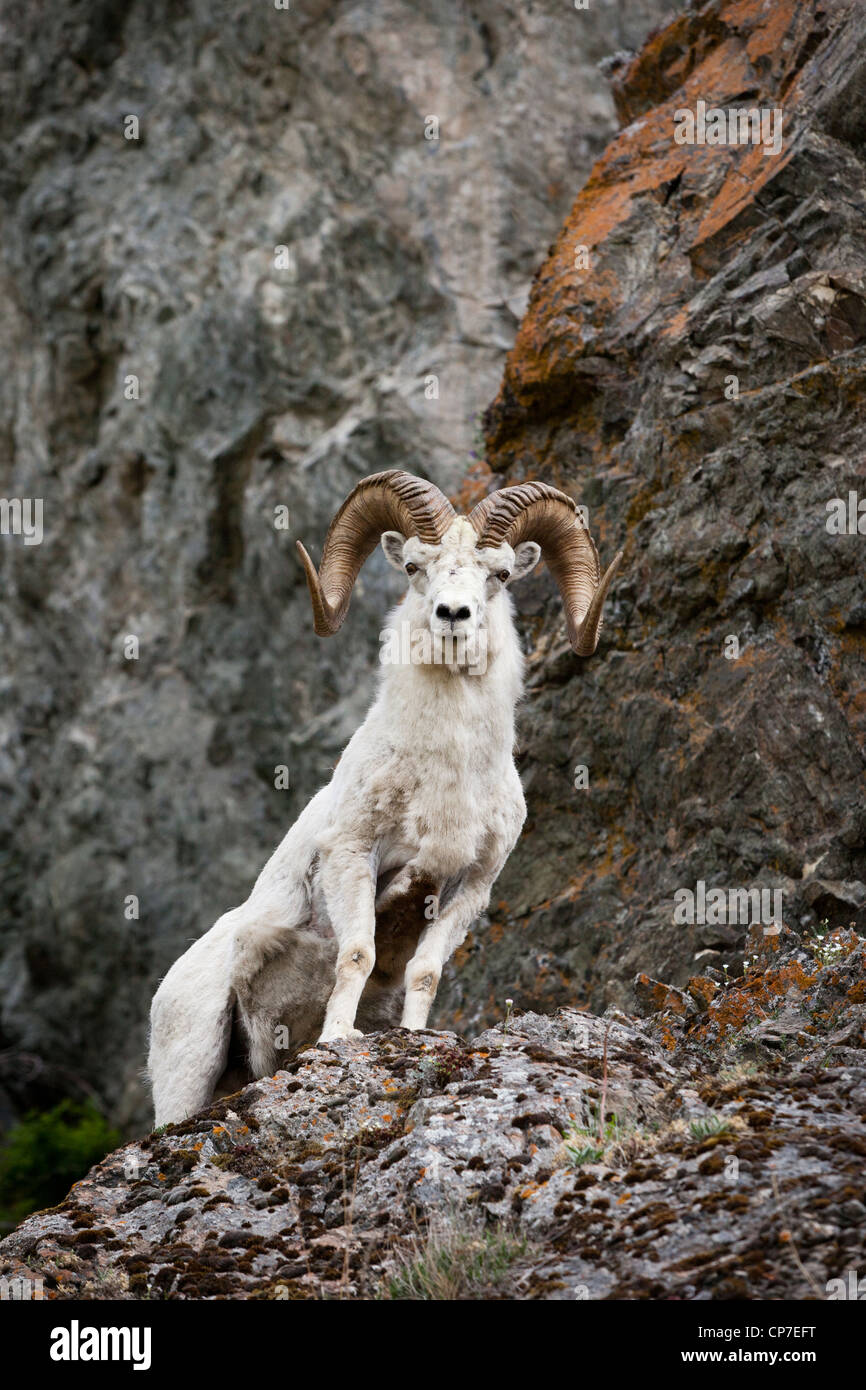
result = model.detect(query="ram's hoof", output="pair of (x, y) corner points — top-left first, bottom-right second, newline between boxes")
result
(318, 1024), (364, 1044)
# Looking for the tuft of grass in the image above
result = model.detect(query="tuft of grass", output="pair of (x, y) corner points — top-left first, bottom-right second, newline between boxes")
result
(717, 1061), (760, 1085)
(566, 1141), (605, 1165)
(564, 1104), (628, 1167)
(689, 1114), (731, 1140)
(81, 1267), (131, 1299)
(382, 1209), (526, 1300)
(417, 1043), (471, 1091)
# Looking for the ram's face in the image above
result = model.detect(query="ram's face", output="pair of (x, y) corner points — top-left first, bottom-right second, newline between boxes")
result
(381, 518), (540, 651)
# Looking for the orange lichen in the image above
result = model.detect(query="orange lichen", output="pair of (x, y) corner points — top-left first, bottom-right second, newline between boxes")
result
(450, 459), (495, 512)
(486, 0), (827, 457)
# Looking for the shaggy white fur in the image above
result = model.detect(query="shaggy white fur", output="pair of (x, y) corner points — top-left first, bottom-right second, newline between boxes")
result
(148, 518), (542, 1124)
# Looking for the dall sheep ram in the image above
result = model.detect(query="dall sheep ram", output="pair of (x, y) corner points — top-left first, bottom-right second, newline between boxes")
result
(148, 470), (621, 1124)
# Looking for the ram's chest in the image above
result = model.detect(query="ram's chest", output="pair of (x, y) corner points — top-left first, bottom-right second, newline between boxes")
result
(382, 789), (495, 884)
(371, 749), (495, 851)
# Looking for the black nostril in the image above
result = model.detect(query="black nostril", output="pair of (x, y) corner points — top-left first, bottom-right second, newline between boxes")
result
(435, 603), (472, 622)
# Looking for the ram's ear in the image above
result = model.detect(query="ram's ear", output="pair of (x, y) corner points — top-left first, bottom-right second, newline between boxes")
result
(381, 531), (408, 571)
(510, 541), (541, 582)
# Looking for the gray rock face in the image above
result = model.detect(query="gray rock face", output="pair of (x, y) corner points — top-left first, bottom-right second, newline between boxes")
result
(0, 0), (677, 1130)
(2, 926), (864, 1298)
(439, 0), (866, 1036)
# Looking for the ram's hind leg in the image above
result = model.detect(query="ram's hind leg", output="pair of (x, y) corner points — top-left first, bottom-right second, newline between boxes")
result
(234, 931), (337, 1072)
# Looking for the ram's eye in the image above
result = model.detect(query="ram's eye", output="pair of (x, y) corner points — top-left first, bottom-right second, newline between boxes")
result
(497, 570), (510, 582)
(405, 563), (419, 576)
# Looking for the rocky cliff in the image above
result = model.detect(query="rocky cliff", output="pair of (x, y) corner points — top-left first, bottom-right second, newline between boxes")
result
(1, 922), (864, 1298)
(439, 0), (866, 1036)
(0, 0), (676, 1133)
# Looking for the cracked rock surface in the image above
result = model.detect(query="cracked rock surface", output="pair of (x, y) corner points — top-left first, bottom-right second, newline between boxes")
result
(2, 923), (863, 1299)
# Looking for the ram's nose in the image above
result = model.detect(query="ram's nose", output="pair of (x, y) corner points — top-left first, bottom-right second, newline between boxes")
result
(435, 602), (472, 624)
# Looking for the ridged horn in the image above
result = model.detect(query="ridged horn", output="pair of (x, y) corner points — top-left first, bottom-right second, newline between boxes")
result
(468, 481), (622, 656)
(296, 470), (456, 636)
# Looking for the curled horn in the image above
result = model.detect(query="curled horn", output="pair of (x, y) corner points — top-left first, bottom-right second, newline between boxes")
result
(296, 470), (456, 636)
(469, 482), (622, 656)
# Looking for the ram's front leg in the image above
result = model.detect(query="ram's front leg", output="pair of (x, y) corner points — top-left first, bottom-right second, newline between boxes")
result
(317, 841), (377, 1044)
(400, 864), (498, 1031)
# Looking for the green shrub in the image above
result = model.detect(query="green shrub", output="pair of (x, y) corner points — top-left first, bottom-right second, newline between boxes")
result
(0, 1100), (120, 1228)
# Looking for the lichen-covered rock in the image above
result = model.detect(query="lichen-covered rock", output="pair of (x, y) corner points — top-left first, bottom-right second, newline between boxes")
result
(2, 926), (863, 1299)
(645, 923), (866, 1063)
(634, 974), (694, 1017)
(2, 0), (864, 1227)
(441, 0), (866, 1032)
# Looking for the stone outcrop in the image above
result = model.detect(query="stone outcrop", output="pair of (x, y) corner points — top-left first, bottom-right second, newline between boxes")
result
(1, 923), (863, 1298)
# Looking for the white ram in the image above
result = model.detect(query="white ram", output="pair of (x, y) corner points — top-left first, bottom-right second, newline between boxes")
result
(148, 471), (621, 1123)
